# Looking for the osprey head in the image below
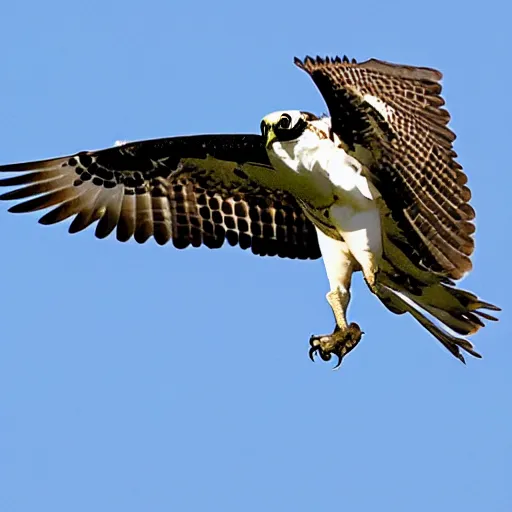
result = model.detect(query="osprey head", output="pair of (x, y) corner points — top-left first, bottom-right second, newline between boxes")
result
(260, 110), (319, 149)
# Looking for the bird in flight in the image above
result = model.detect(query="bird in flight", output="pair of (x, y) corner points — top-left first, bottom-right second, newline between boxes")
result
(0, 55), (500, 367)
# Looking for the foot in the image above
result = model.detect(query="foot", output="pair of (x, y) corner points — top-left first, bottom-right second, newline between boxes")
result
(309, 323), (363, 369)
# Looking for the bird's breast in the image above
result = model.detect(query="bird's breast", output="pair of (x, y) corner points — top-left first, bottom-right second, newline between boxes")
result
(266, 139), (378, 211)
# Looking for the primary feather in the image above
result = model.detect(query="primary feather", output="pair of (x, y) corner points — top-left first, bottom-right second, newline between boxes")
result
(295, 55), (474, 280)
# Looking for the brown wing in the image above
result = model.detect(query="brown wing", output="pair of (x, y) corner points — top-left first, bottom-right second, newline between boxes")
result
(295, 55), (475, 279)
(0, 134), (320, 260)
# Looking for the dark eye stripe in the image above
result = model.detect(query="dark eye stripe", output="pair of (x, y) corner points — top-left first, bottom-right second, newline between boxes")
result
(273, 117), (308, 142)
(277, 114), (292, 130)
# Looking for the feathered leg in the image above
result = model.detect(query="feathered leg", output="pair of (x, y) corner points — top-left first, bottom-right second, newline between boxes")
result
(309, 228), (363, 368)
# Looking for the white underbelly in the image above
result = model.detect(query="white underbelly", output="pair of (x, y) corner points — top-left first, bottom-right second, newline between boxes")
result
(265, 127), (384, 269)
(328, 203), (383, 259)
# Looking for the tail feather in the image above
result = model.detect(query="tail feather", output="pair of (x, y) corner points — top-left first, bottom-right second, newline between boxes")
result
(374, 202), (500, 361)
(475, 310), (500, 322)
(418, 303), (484, 335)
(375, 284), (481, 363)
(375, 253), (500, 362)
(397, 282), (497, 336)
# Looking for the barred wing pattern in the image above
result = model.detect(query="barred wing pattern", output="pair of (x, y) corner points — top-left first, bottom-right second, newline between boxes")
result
(0, 135), (320, 259)
(295, 56), (474, 279)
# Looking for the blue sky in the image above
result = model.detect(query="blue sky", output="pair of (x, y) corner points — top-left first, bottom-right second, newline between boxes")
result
(0, 1), (510, 510)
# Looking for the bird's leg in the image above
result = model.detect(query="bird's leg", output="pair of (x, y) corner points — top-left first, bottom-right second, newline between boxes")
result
(309, 288), (363, 368)
(309, 229), (363, 368)
(309, 206), (382, 367)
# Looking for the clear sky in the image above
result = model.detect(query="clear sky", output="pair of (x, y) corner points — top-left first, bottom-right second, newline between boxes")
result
(0, 1), (510, 511)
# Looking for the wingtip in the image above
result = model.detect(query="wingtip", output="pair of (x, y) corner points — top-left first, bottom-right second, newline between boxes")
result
(294, 55), (311, 70)
(294, 54), (359, 71)
(8, 203), (30, 214)
(38, 216), (53, 226)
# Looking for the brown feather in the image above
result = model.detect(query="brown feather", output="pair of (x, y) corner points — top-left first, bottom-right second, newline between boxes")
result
(116, 194), (136, 243)
(296, 55), (474, 279)
(95, 187), (124, 239)
(134, 192), (154, 244)
(0, 135), (320, 259)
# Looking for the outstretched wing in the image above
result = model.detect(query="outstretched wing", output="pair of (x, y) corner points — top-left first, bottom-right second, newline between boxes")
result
(295, 55), (474, 279)
(0, 134), (320, 259)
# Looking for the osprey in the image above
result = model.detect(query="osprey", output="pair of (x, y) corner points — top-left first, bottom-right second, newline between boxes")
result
(0, 55), (500, 367)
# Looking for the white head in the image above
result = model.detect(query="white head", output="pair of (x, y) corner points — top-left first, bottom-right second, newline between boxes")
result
(258, 110), (339, 202)
(260, 110), (321, 149)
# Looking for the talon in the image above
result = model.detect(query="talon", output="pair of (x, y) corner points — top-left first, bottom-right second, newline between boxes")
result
(309, 336), (319, 348)
(308, 324), (364, 367)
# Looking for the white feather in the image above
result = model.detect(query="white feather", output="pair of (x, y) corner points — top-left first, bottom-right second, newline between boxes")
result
(266, 112), (383, 280)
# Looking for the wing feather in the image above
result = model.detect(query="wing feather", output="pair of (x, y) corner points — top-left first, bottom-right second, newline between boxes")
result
(94, 186), (124, 239)
(0, 134), (320, 260)
(117, 194), (136, 243)
(295, 55), (473, 279)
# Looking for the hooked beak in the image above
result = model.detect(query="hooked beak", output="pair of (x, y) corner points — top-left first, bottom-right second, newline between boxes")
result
(261, 121), (277, 149)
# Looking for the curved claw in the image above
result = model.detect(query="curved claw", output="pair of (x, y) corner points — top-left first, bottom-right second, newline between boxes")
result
(309, 344), (332, 363)
(332, 353), (343, 370)
(308, 324), (364, 368)
(309, 336), (319, 348)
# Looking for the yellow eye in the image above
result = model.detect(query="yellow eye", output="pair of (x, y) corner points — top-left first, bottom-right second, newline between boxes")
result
(277, 114), (292, 130)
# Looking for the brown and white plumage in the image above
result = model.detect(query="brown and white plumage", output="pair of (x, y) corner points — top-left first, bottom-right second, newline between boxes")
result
(0, 54), (500, 366)
(292, 55), (499, 362)
(0, 135), (320, 259)
(295, 56), (474, 280)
